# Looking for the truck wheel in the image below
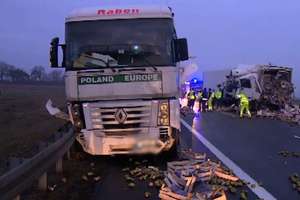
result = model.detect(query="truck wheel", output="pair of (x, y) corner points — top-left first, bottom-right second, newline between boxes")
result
(72, 139), (84, 153)
(167, 129), (180, 159)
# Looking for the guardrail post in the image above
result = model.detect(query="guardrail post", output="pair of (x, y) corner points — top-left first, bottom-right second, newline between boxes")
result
(56, 157), (63, 173)
(38, 172), (47, 191)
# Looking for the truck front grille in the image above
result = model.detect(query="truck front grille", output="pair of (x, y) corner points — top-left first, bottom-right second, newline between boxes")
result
(84, 102), (152, 133)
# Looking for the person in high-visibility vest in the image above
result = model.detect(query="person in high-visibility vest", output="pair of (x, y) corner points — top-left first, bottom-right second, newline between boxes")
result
(187, 90), (196, 109)
(214, 88), (222, 110)
(201, 88), (208, 112)
(236, 90), (251, 118)
(208, 90), (215, 111)
(197, 90), (203, 112)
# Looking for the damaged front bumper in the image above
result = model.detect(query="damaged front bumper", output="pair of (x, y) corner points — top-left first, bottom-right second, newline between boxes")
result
(76, 127), (175, 155)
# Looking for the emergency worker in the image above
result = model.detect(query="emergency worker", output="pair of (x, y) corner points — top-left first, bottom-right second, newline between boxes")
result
(208, 90), (215, 111)
(197, 89), (203, 112)
(202, 88), (208, 112)
(187, 90), (196, 109)
(208, 88), (212, 98)
(236, 89), (251, 118)
(214, 86), (223, 110)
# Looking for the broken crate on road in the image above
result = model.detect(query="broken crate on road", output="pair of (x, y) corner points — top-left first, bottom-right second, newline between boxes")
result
(159, 150), (239, 200)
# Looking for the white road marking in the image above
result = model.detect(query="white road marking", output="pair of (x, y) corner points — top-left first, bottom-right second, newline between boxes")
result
(181, 118), (277, 200)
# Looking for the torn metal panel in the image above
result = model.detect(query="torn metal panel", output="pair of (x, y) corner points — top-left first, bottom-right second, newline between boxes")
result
(45, 99), (70, 121)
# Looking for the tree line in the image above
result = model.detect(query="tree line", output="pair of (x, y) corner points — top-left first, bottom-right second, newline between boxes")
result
(0, 61), (63, 83)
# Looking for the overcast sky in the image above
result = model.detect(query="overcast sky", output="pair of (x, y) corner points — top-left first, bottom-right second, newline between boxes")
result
(0, 0), (299, 96)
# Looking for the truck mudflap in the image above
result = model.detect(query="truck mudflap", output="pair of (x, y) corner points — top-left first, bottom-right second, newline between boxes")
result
(76, 128), (176, 155)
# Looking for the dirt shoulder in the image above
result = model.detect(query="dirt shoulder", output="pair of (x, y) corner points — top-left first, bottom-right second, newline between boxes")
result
(0, 83), (66, 158)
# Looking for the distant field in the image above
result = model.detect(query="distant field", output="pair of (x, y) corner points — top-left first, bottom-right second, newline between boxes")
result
(0, 83), (66, 158)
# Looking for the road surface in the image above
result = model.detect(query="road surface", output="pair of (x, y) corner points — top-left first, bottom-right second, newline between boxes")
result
(91, 112), (300, 200)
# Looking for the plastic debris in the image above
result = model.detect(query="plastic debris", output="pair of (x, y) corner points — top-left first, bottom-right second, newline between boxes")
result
(45, 99), (69, 121)
(87, 172), (94, 176)
(144, 191), (151, 198)
(94, 176), (101, 182)
(81, 175), (88, 181)
(128, 182), (136, 188)
(48, 184), (57, 192)
(61, 177), (67, 183)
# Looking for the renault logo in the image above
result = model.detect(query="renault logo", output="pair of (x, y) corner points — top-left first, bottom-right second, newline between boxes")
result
(115, 109), (127, 124)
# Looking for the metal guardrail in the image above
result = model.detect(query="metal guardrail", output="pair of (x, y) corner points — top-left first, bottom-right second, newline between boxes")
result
(0, 124), (75, 200)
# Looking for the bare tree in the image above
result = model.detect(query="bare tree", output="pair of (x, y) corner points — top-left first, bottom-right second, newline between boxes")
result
(8, 68), (29, 82)
(48, 70), (63, 82)
(0, 61), (14, 81)
(30, 66), (46, 81)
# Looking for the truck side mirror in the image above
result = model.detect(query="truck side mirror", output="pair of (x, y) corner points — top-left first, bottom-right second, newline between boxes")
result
(50, 37), (66, 68)
(50, 37), (59, 67)
(174, 38), (189, 62)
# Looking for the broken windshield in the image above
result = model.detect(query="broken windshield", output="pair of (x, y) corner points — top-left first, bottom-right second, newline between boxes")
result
(65, 18), (176, 69)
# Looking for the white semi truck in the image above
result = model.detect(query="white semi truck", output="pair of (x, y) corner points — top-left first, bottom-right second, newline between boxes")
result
(223, 65), (294, 109)
(49, 6), (189, 155)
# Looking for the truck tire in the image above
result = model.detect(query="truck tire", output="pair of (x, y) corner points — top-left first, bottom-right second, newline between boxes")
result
(166, 128), (180, 159)
(72, 139), (84, 153)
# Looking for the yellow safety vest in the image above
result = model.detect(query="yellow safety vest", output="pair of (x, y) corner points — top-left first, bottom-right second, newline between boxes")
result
(209, 92), (215, 100)
(215, 90), (222, 99)
(198, 92), (203, 98)
(237, 93), (249, 104)
(188, 91), (195, 100)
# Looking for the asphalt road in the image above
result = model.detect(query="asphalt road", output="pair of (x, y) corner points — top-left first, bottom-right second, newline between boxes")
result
(91, 112), (300, 200)
(183, 112), (300, 200)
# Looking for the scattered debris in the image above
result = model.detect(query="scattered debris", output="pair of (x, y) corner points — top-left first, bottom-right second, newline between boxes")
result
(148, 182), (154, 187)
(257, 103), (300, 126)
(278, 150), (300, 158)
(294, 135), (300, 140)
(160, 151), (240, 200)
(48, 184), (57, 192)
(120, 150), (244, 199)
(124, 174), (135, 182)
(45, 99), (70, 121)
(289, 173), (300, 194)
(144, 191), (151, 198)
(122, 167), (130, 172)
(239, 190), (248, 200)
(128, 182), (136, 188)
(81, 175), (88, 181)
(134, 161), (141, 165)
(87, 172), (94, 176)
(94, 176), (101, 182)
(61, 177), (67, 183)
(257, 181), (263, 187)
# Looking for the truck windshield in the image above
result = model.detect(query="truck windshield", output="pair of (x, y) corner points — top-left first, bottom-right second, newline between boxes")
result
(65, 18), (176, 69)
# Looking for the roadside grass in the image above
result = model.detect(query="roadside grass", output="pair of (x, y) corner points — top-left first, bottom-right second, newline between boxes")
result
(0, 83), (66, 158)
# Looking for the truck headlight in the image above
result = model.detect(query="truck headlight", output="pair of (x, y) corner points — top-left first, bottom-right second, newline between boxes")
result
(158, 101), (170, 126)
(70, 103), (84, 130)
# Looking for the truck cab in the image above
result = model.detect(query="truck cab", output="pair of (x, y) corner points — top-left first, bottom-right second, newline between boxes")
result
(224, 65), (294, 109)
(49, 6), (189, 155)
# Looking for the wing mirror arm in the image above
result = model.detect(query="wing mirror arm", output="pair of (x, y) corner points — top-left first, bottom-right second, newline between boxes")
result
(50, 37), (66, 68)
